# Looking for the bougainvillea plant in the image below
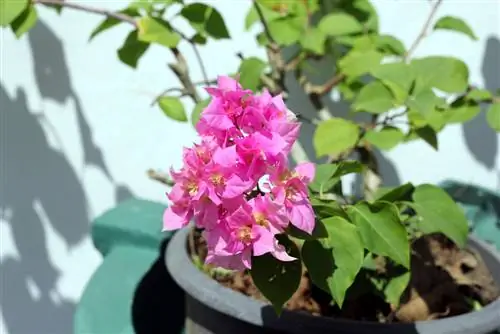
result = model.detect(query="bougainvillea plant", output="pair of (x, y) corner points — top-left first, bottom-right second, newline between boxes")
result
(4, 0), (499, 314)
(163, 76), (315, 271)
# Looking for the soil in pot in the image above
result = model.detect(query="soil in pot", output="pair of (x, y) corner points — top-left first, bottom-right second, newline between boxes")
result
(191, 230), (500, 324)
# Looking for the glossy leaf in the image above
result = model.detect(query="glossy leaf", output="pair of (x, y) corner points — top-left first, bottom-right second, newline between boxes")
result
(364, 126), (405, 151)
(238, 57), (267, 91)
(412, 56), (469, 94)
(415, 125), (438, 150)
(318, 13), (363, 36)
(446, 99), (480, 124)
(433, 16), (477, 40)
(158, 96), (187, 122)
(384, 271), (410, 306)
(339, 50), (384, 79)
(244, 3), (281, 31)
(411, 184), (469, 247)
(89, 8), (140, 41)
(117, 30), (150, 68)
(0, 0), (27, 27)
(181, 3), (230, 39)
(353, 81), (394, 114)
(300, 27), (326, 55)
(371, 62), (414, 103)
(302, 216), (364, 306)
(268, 16), (304, 46)
(137, 17), (181, 47)
(376, 183), (415, 203)
(486, 103), (500, 132)
(314, 118), (360, 158)
(309, 161), (363, 193)
(347, 201), (410, 268)
(375, 35), (406, 56)
(466, 88), (492, 102)
(251, 236), (302, 314)
(10, 5), (37, 38)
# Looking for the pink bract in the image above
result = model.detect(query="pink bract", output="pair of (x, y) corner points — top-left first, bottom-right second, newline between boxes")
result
(163, 76), (316, 270)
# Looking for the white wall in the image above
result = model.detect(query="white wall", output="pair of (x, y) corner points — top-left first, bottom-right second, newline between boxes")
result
(0, 0), (498, 333)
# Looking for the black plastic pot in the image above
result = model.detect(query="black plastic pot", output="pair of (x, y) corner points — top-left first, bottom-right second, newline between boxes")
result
(166, 227), (500, 334)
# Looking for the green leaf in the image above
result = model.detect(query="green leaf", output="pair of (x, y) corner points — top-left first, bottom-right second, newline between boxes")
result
(287, 219), (328, 241)
(309, 161), (363, 193)
(446, 99), (480, 124)
(89, 8), (140, 41)
(433, 16), (477, 41)
(375, 183), (415, 203)
(411, 184), (469, 247)
(406, 89), (438, 119)
(117, 30), (150, 68)
(353, 81), (394, 114)
(311, 197), (349, 220)
(339, 49), (384, 79)
(412, 56), (469, 94)
(158, 96), (187, 122)
(238, 57), (267, 91)
(314, 118), (360, 158)
(364, 126), (405, 151)
(486, 103), (500, 132)
(338, 80), (364, 100)
(268, 15), (304, 46)
(251, 236), (302, 314)
(415, 125), (438, 150)
(300, 27), (326, 55)
(302, 216), (364, 306)
(347, 201), (410, 268)
(309, 164), (339, 194)
(244, 3), (281, 31)
(10, 5), (37, 38)
(137, 17), (181, 47)
(0, 0), (27, 27)
(181, 3), (230, 39)
(191, 99), (209, 126)
(371, 62), (414, 103)
(375, 35), (406, 56)
(466, 88), (492, 102)
(318, 13), (363, 36)
(384, 271), (410, 306)
(191, 33), (207, 45)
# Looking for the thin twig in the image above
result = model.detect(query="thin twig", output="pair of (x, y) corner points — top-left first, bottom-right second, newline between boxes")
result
(147, 169), (174, 187)
(299, 73), (346, 96)
(171, 27), (210, 86)
(405, 0), (443, 60)
(34, 0), (138, 27)
(253, 1), (276, 45)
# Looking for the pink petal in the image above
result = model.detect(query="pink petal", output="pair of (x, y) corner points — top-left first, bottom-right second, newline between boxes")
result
(271, 240), (297, 262)
(223, 175), (253, 198)
(295, 162), (316, 183)
(162, 206), (190, 231)
(288, 202), (315, 234)
(252, 225), (275, 256)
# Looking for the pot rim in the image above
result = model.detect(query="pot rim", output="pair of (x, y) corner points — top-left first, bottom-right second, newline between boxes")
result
(166, 226), (500, 333)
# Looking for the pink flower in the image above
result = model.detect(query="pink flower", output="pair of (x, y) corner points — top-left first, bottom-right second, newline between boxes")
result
(204, 201), (295, 270)
(271, 163), (316, 234)
(162, 76), (315, 270)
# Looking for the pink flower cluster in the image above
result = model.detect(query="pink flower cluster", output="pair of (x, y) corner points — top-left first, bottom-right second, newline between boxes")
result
(163, 76), (315, 270)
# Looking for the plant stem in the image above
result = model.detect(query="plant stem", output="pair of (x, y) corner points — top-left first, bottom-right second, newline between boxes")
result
(405, 0), (443, 60)
(34, 0), (138, 27)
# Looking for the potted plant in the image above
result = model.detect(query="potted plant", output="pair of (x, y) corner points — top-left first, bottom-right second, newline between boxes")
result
(154, 1), (499, 333)
(4, 0), (499, 333)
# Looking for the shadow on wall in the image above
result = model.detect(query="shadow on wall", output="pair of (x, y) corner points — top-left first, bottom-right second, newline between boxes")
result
(0, 19), (134, 334)
(463, 36), (500, 172)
